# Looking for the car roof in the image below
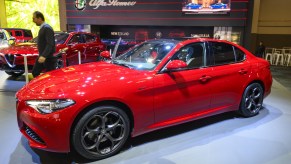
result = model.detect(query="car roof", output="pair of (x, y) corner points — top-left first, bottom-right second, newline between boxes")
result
(3, 28), (31, 31)
(68, 31), (97, 36)
(145, 38), (235, 45)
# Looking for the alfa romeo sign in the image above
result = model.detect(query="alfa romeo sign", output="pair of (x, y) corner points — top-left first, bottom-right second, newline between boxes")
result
(75, 0), (137, 10)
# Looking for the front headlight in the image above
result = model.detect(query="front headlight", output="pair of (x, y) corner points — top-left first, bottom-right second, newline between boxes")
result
(26, 99), (75, 114)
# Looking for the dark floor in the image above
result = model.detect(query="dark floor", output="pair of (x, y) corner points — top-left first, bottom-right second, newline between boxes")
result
(270, 66), (291, 91)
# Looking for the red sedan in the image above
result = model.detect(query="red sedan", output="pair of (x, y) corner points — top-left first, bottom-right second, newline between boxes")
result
(0, 32), (106, 76)
(16, 38), (272, 160)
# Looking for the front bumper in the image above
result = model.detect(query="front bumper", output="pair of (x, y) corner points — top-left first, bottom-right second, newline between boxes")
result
(0, 63), (33, 72)
(0, 54), (36, 72)
(16, 97), (75, 152)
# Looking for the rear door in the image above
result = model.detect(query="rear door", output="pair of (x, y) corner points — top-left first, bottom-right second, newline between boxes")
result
(207, 41), (251, 110)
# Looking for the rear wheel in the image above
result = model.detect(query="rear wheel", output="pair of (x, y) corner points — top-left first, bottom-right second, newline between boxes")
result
(71, 106), (130, 160)
(5, 71), (24, 77)
(238, 83), (264, 117)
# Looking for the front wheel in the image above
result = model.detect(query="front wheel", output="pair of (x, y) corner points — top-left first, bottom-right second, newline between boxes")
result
(56, 58), (64, 69)
(71, 106), (130, 160)
(238, 83), (264, 117)
(56, 59), (69, 69)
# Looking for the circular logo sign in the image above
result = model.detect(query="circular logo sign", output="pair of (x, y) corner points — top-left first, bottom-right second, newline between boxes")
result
(75, 0), (86, 11)
(156, 31), (162, 38)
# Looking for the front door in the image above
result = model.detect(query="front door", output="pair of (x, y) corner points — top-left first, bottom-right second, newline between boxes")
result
(153, 42), (213, 126)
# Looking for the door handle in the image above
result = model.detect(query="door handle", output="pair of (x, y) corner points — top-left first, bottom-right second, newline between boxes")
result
(199, 75), (212, 83)
(238, 69), (248, 75)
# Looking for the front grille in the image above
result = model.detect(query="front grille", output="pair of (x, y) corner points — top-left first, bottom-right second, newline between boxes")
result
(4, 54), (19, 68)
(5, 54), (15, 64)
(24, 125), (45, 144)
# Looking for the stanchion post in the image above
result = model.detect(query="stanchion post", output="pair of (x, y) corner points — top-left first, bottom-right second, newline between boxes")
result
(24, 55), (29, 84)
(62, 53), (67, 67)
(78, 51), (81, 64)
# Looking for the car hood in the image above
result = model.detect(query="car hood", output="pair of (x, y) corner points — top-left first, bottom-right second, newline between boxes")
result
(0, 44), (38, 54)
(25, 62), (143, 94)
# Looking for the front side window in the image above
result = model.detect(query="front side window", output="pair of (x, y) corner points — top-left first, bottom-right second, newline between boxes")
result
(55, 33), (69, 44)
(15, 31), (22, 37)
(68, 34), (83, 44)
(171, 42), (205, 69)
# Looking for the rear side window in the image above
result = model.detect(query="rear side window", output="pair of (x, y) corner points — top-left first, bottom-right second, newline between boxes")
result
(85, 34), (96, 43)
(234, 47), (246, 62)
(211, 42), (235, 65)
(24, 30), (33, 37)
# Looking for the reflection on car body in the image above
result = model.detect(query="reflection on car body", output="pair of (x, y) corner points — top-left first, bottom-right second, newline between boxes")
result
(16, 38), (272, 161)
(185, 3), (202, 9)
(210, 3), (228, 9)
(0, 29), (15, 49)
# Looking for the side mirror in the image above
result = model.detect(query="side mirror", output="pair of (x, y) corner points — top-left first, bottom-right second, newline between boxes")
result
(100, 51), (111, 59)
(166, 60), (187, 71)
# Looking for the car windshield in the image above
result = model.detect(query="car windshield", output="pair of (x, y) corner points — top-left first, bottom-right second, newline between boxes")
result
(113, 40), (177, 70)
(55, 33), (69, 44)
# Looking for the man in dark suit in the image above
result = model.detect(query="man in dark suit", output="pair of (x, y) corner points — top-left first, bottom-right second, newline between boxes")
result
(32, 11), (56, 77)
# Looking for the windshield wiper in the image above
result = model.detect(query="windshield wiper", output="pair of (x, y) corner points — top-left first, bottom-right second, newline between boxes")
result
(112, 60), (134, 69)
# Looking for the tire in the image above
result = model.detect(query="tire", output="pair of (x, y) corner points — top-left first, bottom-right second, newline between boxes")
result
(56, 59), (64, 69)
(238, 83), (264, 117)
(56, 59), (69, 69)
(5, 71), (24, 77)
(71, 106), (130, 160)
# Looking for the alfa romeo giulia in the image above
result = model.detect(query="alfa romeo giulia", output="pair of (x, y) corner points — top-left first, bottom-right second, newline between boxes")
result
(16, 38), (272, 160)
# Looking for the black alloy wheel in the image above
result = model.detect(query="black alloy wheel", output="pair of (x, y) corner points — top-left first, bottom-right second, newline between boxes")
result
(56, 58), (64, 69)
(239, 83), (264, 117)
(72, 106), (130, 160)
(56, 59), (69, 69)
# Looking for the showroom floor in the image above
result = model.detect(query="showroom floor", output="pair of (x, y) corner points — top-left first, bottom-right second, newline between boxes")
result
(0, 66), (291, 164)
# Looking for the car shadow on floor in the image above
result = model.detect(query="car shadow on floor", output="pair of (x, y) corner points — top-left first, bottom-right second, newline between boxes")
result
(13, 105), (277, 164)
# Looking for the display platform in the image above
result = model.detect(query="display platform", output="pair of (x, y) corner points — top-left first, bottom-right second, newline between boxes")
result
(0, 67), (291, 164)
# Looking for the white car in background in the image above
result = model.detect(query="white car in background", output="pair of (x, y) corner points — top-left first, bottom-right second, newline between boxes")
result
(0, 29), (15, 49)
